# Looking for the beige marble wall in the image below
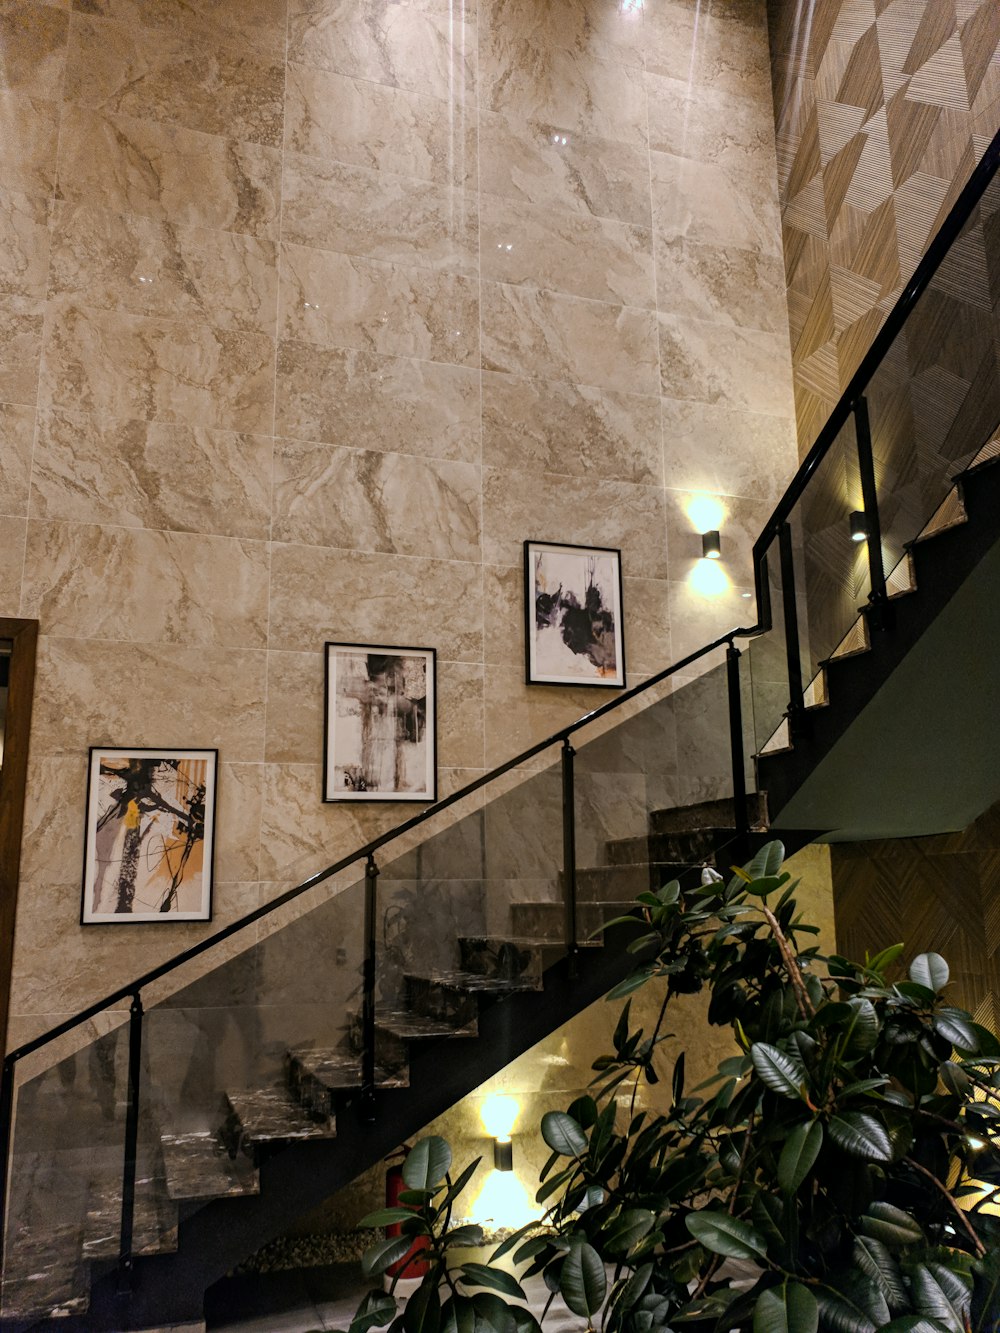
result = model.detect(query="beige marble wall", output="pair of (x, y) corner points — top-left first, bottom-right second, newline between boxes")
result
(0, 0), (797, 1047)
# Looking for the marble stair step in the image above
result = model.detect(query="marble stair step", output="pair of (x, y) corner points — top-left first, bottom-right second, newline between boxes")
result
(160, 1130), (260, 1202)
(403, 969), (541, 1027)
(604, 827), (734, 867)
(82, 1176), (179, 1261)
(567, 863), (688, 901)
(220, 1087), (336, 1162)
(510, 900), (634, 938)
(0, 1226), (89, 1323)
(286, 1046), (408, 1119)
(646, 792), (768, 835)
(458, 936), (586, 981)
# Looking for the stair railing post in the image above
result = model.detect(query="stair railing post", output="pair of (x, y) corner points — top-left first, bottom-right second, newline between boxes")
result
(725, 640), (751, 866)
(117, 990), (144, 1295)
(777, 521), (806, 741)
(361, 853), (379, 1124)
(0, 1054), (16, 1287)
(561, 738), (578, 977)
(853, 394), (891, 630)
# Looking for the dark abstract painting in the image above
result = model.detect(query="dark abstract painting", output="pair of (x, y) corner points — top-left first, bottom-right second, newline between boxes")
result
(525, 541), (625, 687)
(82, 748), (217, 923)
(324, 643), (436, 802)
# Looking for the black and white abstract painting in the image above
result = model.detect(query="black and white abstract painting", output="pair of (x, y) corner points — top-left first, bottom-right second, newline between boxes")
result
(525, 541), (626, 688)
(82, 748), (217, 924)
(324, 643), (437, 802)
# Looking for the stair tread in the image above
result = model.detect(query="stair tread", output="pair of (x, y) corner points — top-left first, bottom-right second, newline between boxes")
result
(288, 1046), (408, 1089)
(377, 1010), (478, 1040)
(646, 792), (768, 833)
(402, 968), (540, 994)
(0, 1224), (89, 1321)
(83, 1176), (178, 1260)
(161, 1130), (260, 1201)
(224, 1086), (336, 1144)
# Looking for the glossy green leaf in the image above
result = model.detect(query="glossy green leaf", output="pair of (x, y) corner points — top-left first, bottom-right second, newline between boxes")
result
(753, 1282), (818, 1333)
(446, 1225), (484, 1248)
(828, 1111), (893, 1161)
(559, 1241), (607, 1318)
(858, 1201), (925, 1248)
(751, 1042), (805, 1099)
(540, 1111), (588, 1157)
(933, 1009), (981, 1052)
(362, 1235), (415, 1278)
(867, 943), (905, 975)
(852, 1235), (906, 1311)
(403, 1137), (452, 1190)
(877, 1319), (947, 1332)
(442, 1158), (482, 1209)
(345, 1290), (398, 1333)
(685, 1210), (767, 1261)
(744, 840), (785, 880)
(603, 1208), (655, 1255)
(458, 1264), (525, 1300)
(470, 1291), (518, 1333)
(359, 1206), (424, 1229)
(402, 1281), (440, 1333)
(606, 969), (655, 1000)
(910, 1264), (969, 1333)
(777, 1119), (823, 1193)
(909, 953), (949, 993)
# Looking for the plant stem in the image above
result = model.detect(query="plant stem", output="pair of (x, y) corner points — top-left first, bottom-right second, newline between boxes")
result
(760, 903), (814, 1019)
(903, 1154), (986, 1257)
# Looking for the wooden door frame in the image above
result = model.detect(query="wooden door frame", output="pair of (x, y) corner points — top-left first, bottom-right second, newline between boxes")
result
(0, 618), (38, 1056)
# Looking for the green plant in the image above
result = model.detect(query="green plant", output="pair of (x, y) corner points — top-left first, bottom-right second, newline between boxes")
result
(342, 843), (1000, 1333)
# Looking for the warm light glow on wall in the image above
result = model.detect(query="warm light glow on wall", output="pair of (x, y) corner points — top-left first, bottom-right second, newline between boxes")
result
(690, 558), (729, 597)
(685, 493), (726, 534)
(480, 1094), (519, 1141)
(468, 1169), (542, 1230)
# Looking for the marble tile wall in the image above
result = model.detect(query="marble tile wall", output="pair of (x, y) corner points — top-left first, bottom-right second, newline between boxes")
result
(0, 0), (797, 1043)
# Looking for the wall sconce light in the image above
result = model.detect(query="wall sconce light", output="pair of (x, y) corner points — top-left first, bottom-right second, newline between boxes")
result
(849, 511), (869, 543)
(481, 1094), (518, 1173)
(701, 530), (722, 560)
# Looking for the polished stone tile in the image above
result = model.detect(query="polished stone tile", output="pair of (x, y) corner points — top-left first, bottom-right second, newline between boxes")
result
(645, 71), (776, 168)
(660, 398), (797, 508)
(479, 43), (647, 145)
(0, 2), (69, 96)
(480, 0), (645, 68)
(0, 402), (34, 516)
(642, 0), (771, 92)
(482, 465), (668, 577)
(481, 282), (659, 396)
(481, 370), (660, 484)
(40, 304), (275, 433)
(658, 314), (795, 418)
(70, 0), (287, 58)
(273, 440), (482, 562)
(279, 243), (480, 368)
(663, 488), (770, 589)
(483, 666), (614, 770)
(49, 203), (278, 335)
(282, 153), (479, 278)
(480, 196), (654, 308)
(0, 90), (59, 195)
(268, 543), (483, 660)
(482, 563), (525, 668)
(30, 409), (273, 539)
(478, 108), (651, 228)
(56, 107), (282, 240)
(0, 516), (25, 615)
(288, 0), (477, 106)
(0, 186), (51, 300)
(650, 151), (782, 257)
(654, 236), (788, 334)
(216, 764), (265, 883)
(20, 521), (270, 648)
(284, 62), (477, 190)
(64, 11), (284, 147)
(621, 575), (672, 676)
(0, 295), (44, 405)
(275, 340), (480, 464)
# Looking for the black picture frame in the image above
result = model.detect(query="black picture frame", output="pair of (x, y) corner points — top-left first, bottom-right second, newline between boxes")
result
(323, 642), (437, 802)
(81, 747), (218, 924)
(524, 540), (626, 688)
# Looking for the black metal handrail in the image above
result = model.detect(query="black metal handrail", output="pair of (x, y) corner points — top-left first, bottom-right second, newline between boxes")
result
(2, 120), (998, 1315)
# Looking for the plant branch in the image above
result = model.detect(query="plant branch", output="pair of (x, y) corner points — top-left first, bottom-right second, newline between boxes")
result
(759, 903), (814, 1019)
(903, 1155), (986, 1257)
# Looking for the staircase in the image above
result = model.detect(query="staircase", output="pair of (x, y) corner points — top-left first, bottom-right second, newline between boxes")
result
(3, 111), (998, 1333)
(1, 791), (773, 1331)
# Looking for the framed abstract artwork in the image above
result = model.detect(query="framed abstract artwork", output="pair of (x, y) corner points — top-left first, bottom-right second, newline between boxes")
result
(524, 540), (626, 688)
(324, 643), (437, 802)
(81, 747), (217, 924)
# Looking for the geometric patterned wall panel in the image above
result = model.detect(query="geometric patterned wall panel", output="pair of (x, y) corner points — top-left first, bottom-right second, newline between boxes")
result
(767, 0), (1000, 450)
(832, 799), (1000, 1031)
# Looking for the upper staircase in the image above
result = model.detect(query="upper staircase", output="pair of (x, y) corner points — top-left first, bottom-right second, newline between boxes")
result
(2, 122), (999, 1333)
